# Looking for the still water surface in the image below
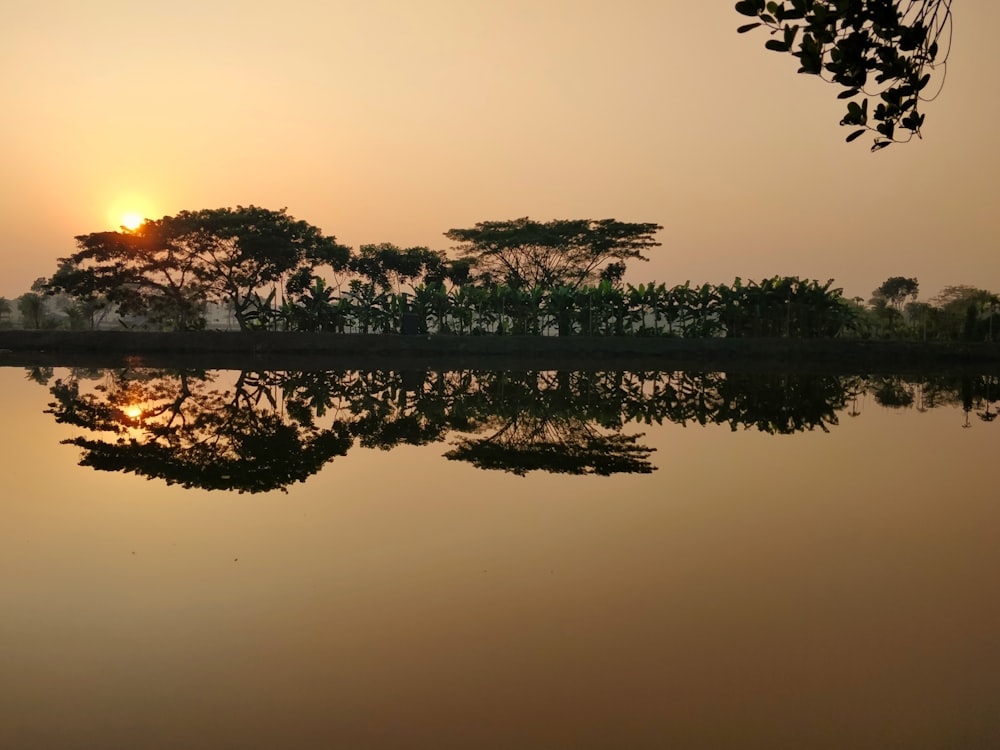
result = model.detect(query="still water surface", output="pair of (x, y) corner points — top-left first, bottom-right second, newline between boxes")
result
(1, 365), (997, 749)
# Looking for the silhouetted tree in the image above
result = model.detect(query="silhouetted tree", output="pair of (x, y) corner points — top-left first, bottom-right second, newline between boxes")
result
(445, 217), (662, 291)
(46, 206), (349, 331)
(872, 276), (919, 310)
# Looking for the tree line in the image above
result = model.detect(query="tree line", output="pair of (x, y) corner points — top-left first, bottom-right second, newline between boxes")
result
(1, 205), (996, 341)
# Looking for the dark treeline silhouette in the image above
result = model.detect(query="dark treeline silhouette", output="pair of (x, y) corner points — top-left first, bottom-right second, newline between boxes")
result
(3, 207), (993, 344)
(34, 366), (999, 492)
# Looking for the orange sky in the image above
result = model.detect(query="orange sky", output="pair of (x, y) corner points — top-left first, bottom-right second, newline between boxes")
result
(1, 1), (996, 301)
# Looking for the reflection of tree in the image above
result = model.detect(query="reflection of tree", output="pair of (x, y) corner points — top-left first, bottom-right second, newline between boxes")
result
(47, 369), (352, 493)
(445, 417), (654, 476)
(37, 366), (997, 491)
(25, 366), (54, 386)
(715, 373), (847, 433)
(871, 376), (916, 409)
(441, 370), (655, 476)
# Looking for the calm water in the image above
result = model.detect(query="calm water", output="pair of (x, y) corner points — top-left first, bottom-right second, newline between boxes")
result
(1, 365), (997, 749)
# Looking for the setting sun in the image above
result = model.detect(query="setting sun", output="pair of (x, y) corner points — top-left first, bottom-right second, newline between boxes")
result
(121, 212), (143, 231)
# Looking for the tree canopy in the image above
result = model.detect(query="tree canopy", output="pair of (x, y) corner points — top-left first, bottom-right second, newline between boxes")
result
(736, 0), (952, 150)
(47, 206), (349, 330)
(872, 276), (919, 308)
(444, 217), (662, 291)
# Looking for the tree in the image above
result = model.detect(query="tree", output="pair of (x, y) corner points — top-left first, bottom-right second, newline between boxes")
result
(17, 292), (46, 329)
(736, 0), (952, 150)
(444, 217), (662, 291)
(932, 285), (999, 341)
(47, 206), (349, 331)
(872, 276), (919, 309)
(348, 243), (444, 295)
(0, 297), (11, 327)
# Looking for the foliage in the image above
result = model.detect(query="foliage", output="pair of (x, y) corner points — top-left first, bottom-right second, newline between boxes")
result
(17, 292), (48, 329)
(46, 369), (353, 493)
(46, 206), (348, 331)
(736, 0), (952, 150)
(38, 366), (995, 491)
(444, 217), (662, 291)
(349, 243), (444, 295)
(872, 276), (919, 308)
(931, 285), (1000, 341)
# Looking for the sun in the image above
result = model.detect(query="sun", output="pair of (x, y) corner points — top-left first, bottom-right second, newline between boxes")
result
(121, 212), (144, 231)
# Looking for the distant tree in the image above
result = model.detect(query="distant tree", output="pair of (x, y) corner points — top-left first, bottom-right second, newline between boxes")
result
(0, 297), (11, 327)
(47, 206), (349, 331)
(736, 0), (952, 150)
(932, 285), (999, 341)
(444, 217), (662, 291)
(904, 300), (936, 340)
(872, 276), (919, 309)
(17, 292), (46, 329)
(932, 285), (997, 315)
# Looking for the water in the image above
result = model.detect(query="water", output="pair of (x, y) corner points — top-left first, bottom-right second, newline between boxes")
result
(1, 365), (997, 749)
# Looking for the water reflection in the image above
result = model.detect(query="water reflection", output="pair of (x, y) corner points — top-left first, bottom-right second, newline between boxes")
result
(34, 367), (1000, 492)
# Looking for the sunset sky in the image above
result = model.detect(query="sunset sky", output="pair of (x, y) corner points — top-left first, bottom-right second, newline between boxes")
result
(2, 1), (996, 302)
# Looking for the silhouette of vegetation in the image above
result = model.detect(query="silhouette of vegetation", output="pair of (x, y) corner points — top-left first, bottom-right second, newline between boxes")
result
(873, 276), (920, 309)
(46, 206), (349, 331)
(444, 218), (662, 291)
(16, 292), (48, 329)
(33, 365), (996, 492)
(441, 371), (656, 475)
(16, 207), (996, 345)
(46, 369), (353, 492)
(736, 0), (952, 150)
(853, 278), (999, 341)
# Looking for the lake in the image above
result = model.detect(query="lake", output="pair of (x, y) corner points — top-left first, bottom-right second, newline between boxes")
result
(1, 364), (997, 749)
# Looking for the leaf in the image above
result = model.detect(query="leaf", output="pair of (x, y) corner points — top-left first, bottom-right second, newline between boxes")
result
(737, 22), (763, 33)
(837, 88), (860, 99)
(845, 129), (867, 143)
(735, 1), (759, 17)
(765, 39), (791, 52)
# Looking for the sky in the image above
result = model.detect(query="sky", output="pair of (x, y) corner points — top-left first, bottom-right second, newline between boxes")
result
(1, 1), (997, 302)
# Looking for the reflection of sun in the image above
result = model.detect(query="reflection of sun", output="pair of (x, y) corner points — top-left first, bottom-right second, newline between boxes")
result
(121, 212), (143, 231)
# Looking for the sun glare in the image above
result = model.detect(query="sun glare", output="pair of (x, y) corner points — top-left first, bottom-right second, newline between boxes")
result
(121, 212), (144, 231)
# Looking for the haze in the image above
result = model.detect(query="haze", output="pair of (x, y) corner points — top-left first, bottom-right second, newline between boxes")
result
(2, 1), (997, 301)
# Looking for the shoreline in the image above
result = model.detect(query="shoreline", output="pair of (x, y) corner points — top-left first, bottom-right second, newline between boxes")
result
(1, 330), (999, 373)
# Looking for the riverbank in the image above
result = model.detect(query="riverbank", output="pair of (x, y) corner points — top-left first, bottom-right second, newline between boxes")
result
(1, 330), (998, 373)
